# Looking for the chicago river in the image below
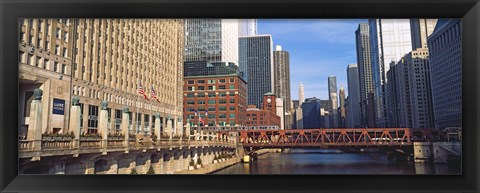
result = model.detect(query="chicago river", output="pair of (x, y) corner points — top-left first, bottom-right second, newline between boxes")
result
(213, 149), (461, 175)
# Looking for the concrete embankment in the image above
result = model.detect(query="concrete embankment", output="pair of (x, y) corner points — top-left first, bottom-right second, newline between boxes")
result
(254, 148), (282, 155)
(175, 157), (241, 174)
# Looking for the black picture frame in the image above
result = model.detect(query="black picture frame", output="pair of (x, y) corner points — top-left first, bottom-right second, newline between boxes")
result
(1, 0), (479, 192)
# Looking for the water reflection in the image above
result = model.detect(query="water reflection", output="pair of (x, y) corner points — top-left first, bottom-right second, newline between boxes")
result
(213, 149), (461, 175)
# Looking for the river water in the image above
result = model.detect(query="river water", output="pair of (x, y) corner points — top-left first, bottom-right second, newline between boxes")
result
(213, 149), (461, 175)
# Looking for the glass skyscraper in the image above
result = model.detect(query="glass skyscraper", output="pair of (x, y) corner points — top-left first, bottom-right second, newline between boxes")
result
(239, 35), (274, 108)
(369, 19), (413, 127)
(184, 19), (239, 64)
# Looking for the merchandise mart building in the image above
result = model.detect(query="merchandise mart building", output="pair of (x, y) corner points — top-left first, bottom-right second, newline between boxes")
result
(18, 19), (185, 137)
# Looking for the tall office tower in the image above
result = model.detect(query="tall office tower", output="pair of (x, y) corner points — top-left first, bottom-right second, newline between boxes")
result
(273, 45), (292, 129)
(239, 35), (274, 108)
(338, 86), (346, 127)
(355, 23), (375, 128)
(302, 97), (322, 129)
(276, 98), (285, 130)
(427, 19), (462, 130)
(184, 19), (239, 64)
(18, 19), (185, 138)
(347, 64), (361, 128)
(369, 19), (413, 127)
(328, 76), (339, 128)
(406, 48), (434, 128)
(410, 19), (438, 50)
(238, 19), (257, 36)
(386, 62), (400, 128)
(320, 99), (333, 128)
(183, 61), (247, 127)
(392, 58), (413, 128)
(299, 82), (305, 106)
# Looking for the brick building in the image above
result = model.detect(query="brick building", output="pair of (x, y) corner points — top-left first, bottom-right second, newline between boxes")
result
(183, 61), (247, 127)
(245, 93), (281, 127)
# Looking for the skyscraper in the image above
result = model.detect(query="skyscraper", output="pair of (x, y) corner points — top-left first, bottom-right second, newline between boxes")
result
(184, 19), (239, 64)
(369, 19), (413, 127)
(346, 64), (361, 128)
(299, 82), (305, 106)
(339, 85), (346, 127)
(355, 23), (375, 128)
(410, 19), (438, 50)
(302, 97), (322, 129)
(239, 35), (274, 108)
(328, 76), (338, 128)
(273, 45), (292, 129)
(427, 19), (462, 129)
(238, 19), (257, 36)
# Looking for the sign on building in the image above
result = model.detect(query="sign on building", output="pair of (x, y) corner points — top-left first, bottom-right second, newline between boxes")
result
(52, 98), (65, 115)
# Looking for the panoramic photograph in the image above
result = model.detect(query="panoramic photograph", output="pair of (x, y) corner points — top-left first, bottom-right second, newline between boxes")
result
(18, 18), (461, 175)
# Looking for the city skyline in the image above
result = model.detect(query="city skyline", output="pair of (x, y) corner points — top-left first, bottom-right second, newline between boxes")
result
(258, 19), (366, 100)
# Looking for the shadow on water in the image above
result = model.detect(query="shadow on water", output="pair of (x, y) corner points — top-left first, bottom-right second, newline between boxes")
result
(213, 149), (461, 175)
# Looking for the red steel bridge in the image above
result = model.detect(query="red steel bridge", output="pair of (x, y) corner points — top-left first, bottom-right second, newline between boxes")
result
(235, 128), (438, 149)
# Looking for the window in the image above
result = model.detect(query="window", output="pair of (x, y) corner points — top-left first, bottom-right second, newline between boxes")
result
(187, 80), (194, 84)
(229, 85), (235, 89)
(208, 100), (216, 104)
(219, 85), (226, 90)
(187, 86), (195, 91)
(44, 59), (49, 69)
(229, 99), (235, 104)
(88, 105), (99, 133)
(53, 62), (58, 72)
(208, 86), (216, 90)
(198, 100), (205, 104)
(219, 79), (226, 83)
(187, 100), (195, 105)
(61, 64), (66, 74)
(64, 32), (68, 42)
(229, 92), (235, 96)
(35, 56), (41, 67)
(208, 106), (215, 112)
(197, 93), (205, 97)
(219, 114), (226, 118)
(229, 79), (235, 83)
(208, 79), (216, 84)
(198, 86), (205, 90)
(229, 121), (235, 126)
(219, 92), (226, 97)
(219, 106), (226, 111)
(198, 80), (205, 84)
(56, 28), (61, 39)
(208, 114), (215, 119)
(229, 106), (235, 110)
(219, 99), (227, 104)
(187, 93), (194, 98)
(208, 93), (216, 97)
(229, 114), (235, 118)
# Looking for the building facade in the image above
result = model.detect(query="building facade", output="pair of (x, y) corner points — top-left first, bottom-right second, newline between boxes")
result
(411, 19), (438, 50)
(355, 23), (375, 128)
(427, 19), (462, 129)
(238, 19), (257, 36)
(406, 48), (435, 128)
(338, 86), (346, 128)
(302, 97), (322, 129)
(369, 19), (413, 127)
(19, 19), (185, 138)
(245, 93), (281, 128)
(184, 19), (239, 64)
(239, 35), (274, 108)
(183, 61), (247, 127)
(273, 45), (292, 129)
(328, 76), (339, 128)
(346, 64), (361, 128)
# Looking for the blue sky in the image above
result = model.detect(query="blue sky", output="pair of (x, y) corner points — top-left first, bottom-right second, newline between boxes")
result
(258, 19), (367, 100)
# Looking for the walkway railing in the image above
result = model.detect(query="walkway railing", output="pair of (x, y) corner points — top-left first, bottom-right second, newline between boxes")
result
(19, 133), (237, 158)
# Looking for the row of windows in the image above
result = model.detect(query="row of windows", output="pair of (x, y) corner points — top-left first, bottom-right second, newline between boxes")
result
(186, 106), (236, 112)
(186, 99), (236, 104)
(19, 51), (67, 74)
(187, 79), (235, 84)
(187, 85), (236, 91)
(186, 92), (236, 98)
